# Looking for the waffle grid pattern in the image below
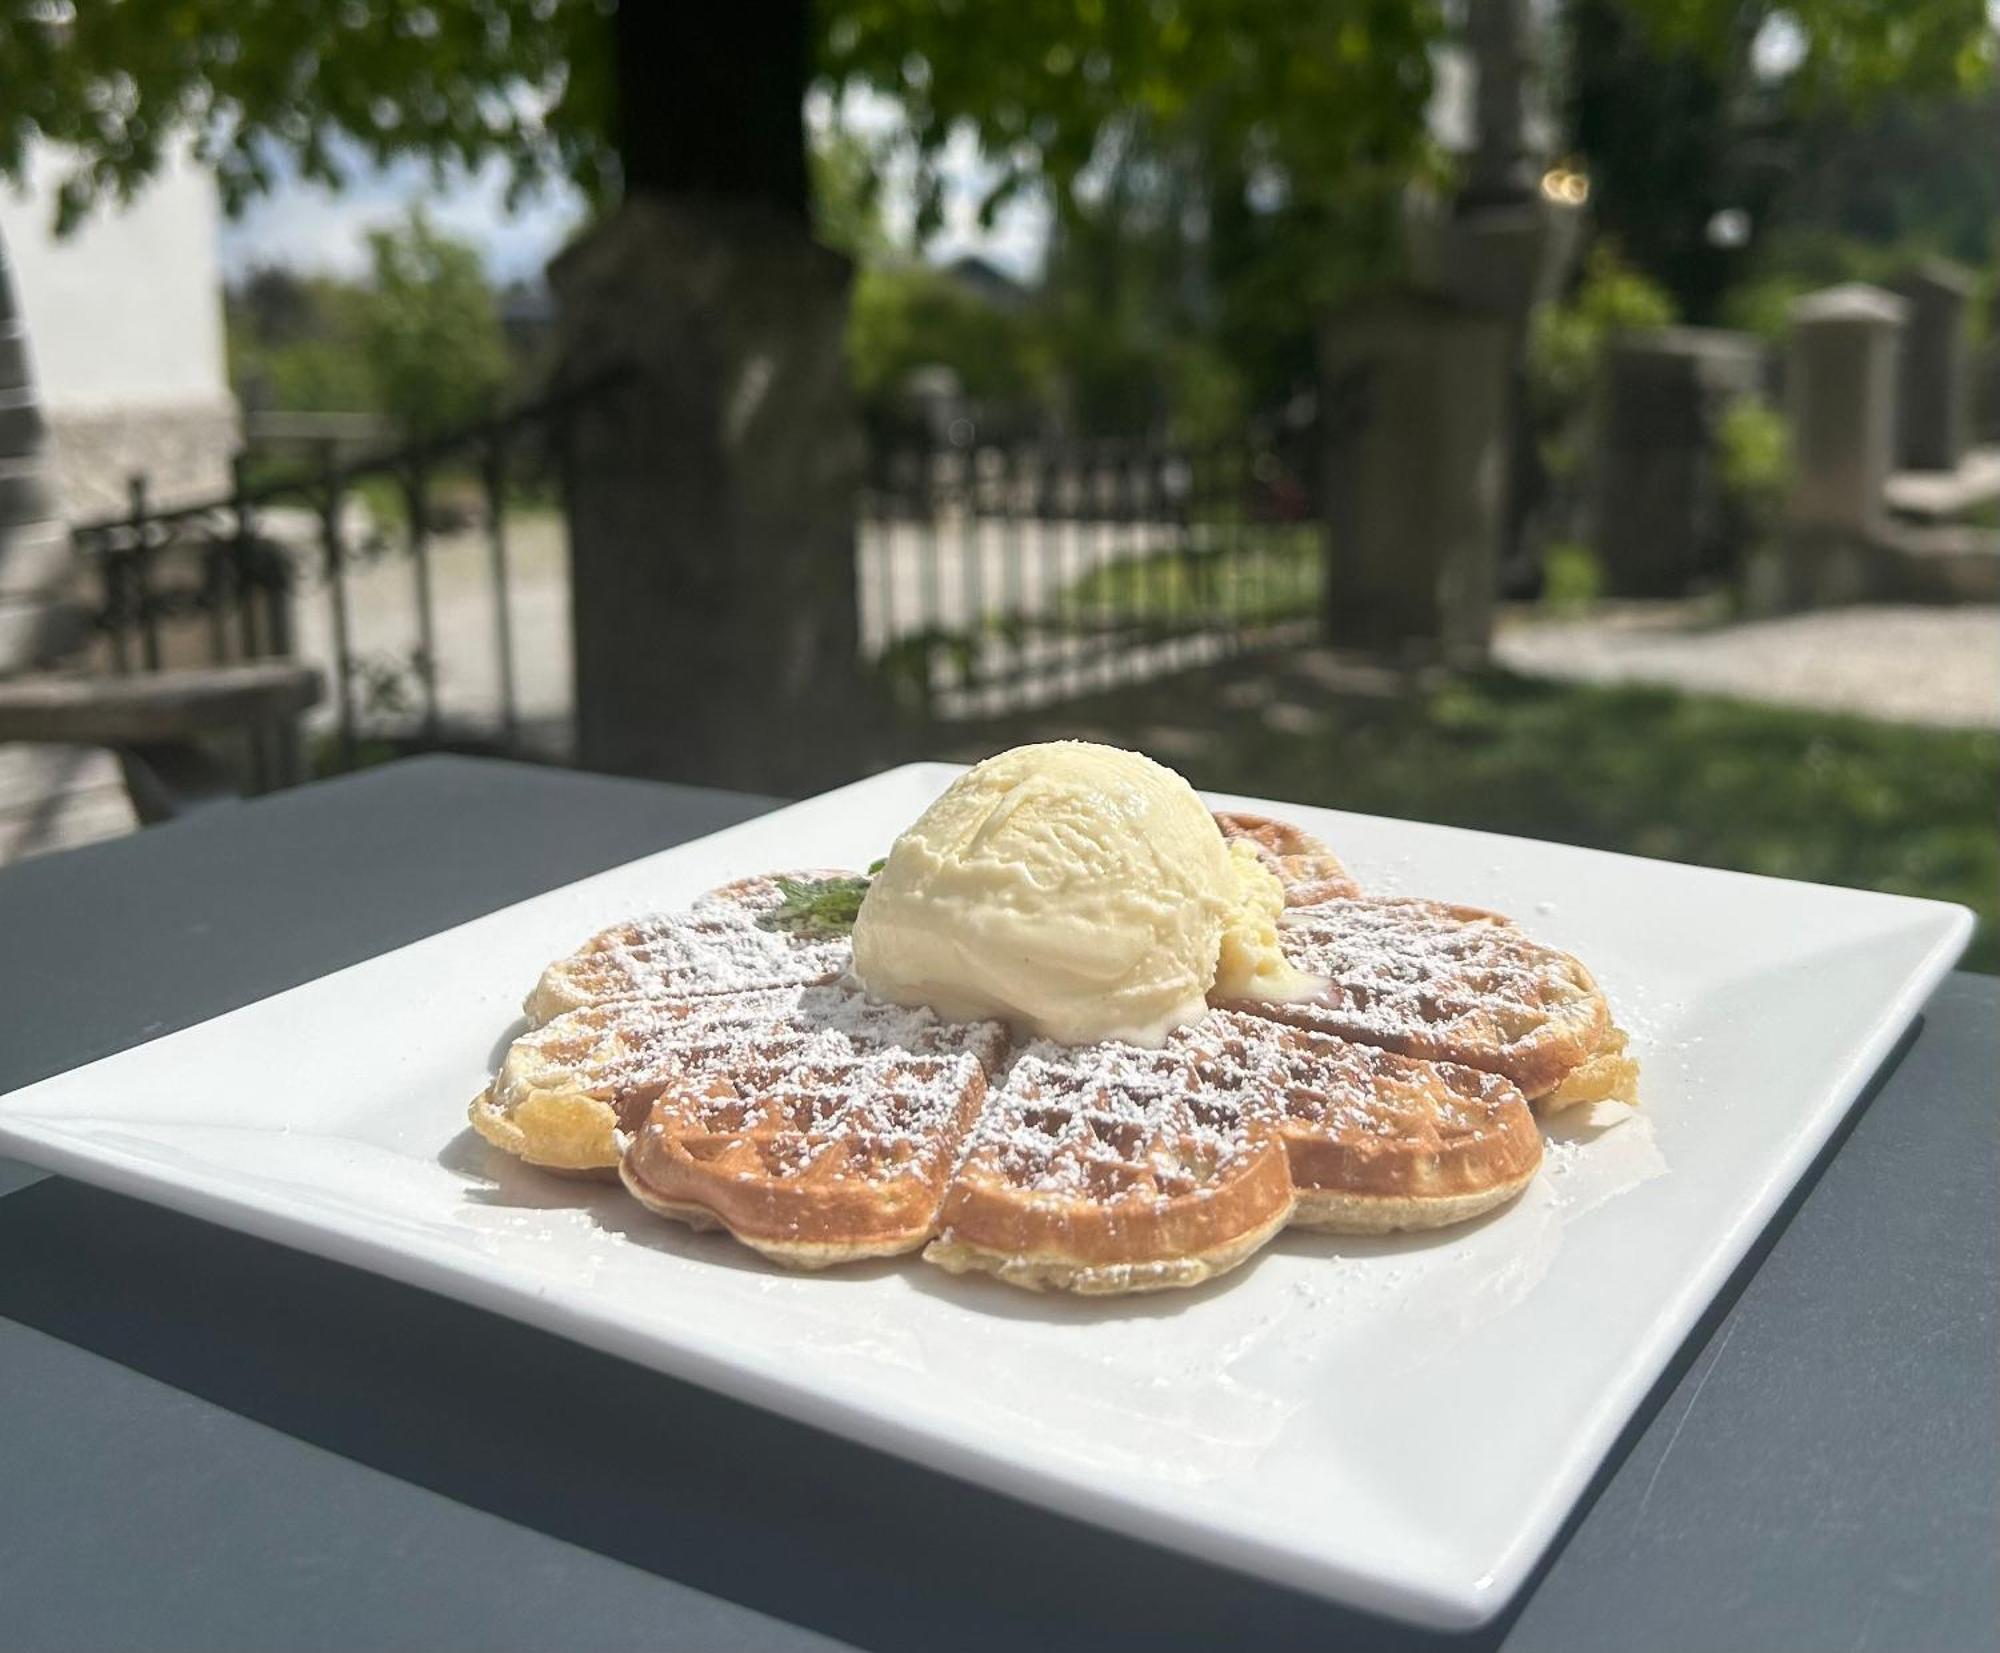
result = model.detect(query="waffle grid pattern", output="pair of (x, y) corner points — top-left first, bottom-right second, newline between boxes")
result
(477, 817), (1628, 1289)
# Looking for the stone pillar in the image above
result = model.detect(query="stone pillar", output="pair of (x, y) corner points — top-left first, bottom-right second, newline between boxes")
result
(1400, 0), (1582, 594)
(1786, 284), (1906, 539)
(1461, 0), (1542, 208)
(1888, 259), (1973, 473)
(1403, 196), (1582, 597)
(1318, 291), (1508, 660)
(548, 197), (877, 792)
(1591, 328), (1766, 596)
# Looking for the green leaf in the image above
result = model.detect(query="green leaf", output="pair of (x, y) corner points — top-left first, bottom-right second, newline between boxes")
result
(758, 873), (877, 938)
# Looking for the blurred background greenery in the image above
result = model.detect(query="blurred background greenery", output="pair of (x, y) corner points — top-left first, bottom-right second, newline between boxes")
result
(6, 0), (1993, 963)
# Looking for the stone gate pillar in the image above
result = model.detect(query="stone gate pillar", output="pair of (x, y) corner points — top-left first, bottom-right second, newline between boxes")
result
(1766, 282), (1908, 609)
(1889, 259), (1973, 474)
(548, 197), (878, 792)
(1787, 284), (1906, 539)
(1318, 291), (1508, 661)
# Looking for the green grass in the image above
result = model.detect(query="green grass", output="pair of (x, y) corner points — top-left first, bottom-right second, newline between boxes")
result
(1538, 542), (1605, 613)
(1054, 528), (1323, 630)
(959, 664), (2000, 973)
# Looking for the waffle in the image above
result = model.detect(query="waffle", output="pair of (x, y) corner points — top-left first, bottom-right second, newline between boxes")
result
(473, 987), (813, 1170)
(524, 869), (856, 1026)
(619, 995), (1009, 1265)
(926, 1010), (1539, 1292)
(1213, 811), (1362, 905)
(1242, 1018), (1544, 1232)
(471, 809), (1635, 1294)
(475, 982), (1540, 1287)
(924, 1020), (1297, 1294)
(1224, 896), (1638, 1110)
(477, 984), (1007, 1212)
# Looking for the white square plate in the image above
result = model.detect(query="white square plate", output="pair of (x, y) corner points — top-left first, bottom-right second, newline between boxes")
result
(0, 764), (1972, 1628)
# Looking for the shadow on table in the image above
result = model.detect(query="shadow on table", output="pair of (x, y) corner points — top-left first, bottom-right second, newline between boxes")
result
(0, 1181), (1483, 1652)
(0, 1018), (1923, 1653)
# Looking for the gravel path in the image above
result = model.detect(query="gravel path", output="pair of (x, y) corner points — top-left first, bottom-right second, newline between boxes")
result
(1495, 604), (2000, 729)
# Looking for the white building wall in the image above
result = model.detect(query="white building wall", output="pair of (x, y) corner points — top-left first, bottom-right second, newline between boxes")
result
(0, 142), (237, 516)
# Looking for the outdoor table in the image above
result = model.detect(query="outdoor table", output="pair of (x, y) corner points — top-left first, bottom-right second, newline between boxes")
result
(2, 756), (1992, 1652)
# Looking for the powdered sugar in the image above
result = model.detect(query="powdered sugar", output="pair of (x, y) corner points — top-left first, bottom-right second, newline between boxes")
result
(949, 1010), (1507, 1206)
(1265, 897), (1598, 1053)
(961, 1024), (1273, 1205)
(543, 984), (1009, 1187)
(528, 872), (858, 1019)
(498, 863), (1612, 1241)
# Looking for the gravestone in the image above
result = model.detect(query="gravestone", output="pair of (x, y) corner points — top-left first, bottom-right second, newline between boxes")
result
(1786, 284), (1906, 538)
(1889, 259), (1973, 472)
(1591, 328), (1766, 596)
(549, 197), (880, 792)
(1318, 290), (1508, 661)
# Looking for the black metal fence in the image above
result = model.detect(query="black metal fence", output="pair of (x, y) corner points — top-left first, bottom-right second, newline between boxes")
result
(70, 381), (607, 769)
(72, 385), (1335, 778)
(858, 414), (1327, 719)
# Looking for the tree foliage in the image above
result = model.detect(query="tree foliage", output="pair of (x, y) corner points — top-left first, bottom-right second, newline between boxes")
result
(1759, 86), (2000, 271)
(227, 209), (512, 430)
(847, 263), (1050, 429)
(1628, 0), (1994, 107)
(1565, 0), (1773, 323)
(1565, 1), (1996, 321)
(807, 125), (893, 262)
(360, 206), (512, 432)
(823, 1), (1445, 251)
(3, 0), (1989, 236)
(0, 0), (615, 232)
(7, 0), (1993, 434)
(227, 270), (378, 413)
(1527, 241), (1679, 492)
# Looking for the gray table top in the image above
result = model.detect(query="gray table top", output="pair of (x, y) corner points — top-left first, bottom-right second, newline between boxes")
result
(1, 755), (1993, 1653)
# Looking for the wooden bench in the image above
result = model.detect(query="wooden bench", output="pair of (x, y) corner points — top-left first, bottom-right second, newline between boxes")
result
(0, 263), (331, 854)
(0, 661), (323, 826)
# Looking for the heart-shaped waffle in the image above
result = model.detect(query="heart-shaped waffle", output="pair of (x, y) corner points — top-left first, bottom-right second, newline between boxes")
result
(612, 990), (1009, 1264)
(925, 1019), (1298, 1294)
(1227, 896), (1638, 1109)
(523, 869), (856, 1027)
(475, 814), (1634, 1292)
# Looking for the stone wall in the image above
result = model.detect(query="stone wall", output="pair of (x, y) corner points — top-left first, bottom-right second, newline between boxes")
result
(45, 396), (240, 522)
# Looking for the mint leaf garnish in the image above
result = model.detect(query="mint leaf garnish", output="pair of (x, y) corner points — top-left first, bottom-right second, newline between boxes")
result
(759, 874), (875, 939)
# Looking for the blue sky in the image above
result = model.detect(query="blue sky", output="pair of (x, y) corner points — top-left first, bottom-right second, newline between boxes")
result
(218, 91), (1050, 286)
(218, 150), (587, 284)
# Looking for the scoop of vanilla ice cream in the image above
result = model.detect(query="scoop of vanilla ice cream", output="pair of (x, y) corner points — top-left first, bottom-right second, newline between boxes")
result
(852, 742), (1308, 1045)
(1214, 839), (1318, 1004)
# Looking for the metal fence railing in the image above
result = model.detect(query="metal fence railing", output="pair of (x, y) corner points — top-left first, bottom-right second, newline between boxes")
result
(857, 421), (1326, 720)
(70, 387), (1337, 774)
(69, 379), (613, 770)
